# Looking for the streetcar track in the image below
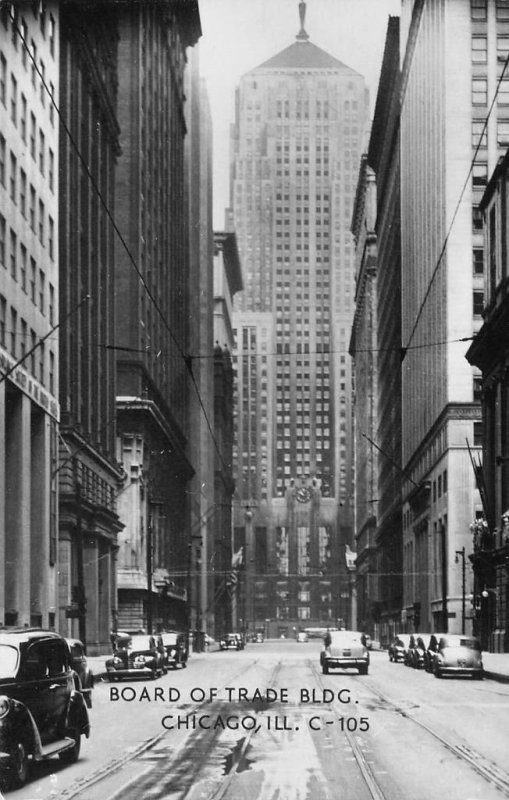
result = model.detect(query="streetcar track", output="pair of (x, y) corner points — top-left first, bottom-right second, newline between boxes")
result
(178, 661), (282, 800)
(343, 668), (509, 797)
(309, 660), (389, 800)
(54, 658), (263, 800)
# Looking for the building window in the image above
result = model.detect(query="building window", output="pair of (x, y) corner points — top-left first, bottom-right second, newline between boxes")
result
(497, 119), (509, 147)
(10, 73), (17, 124)
(20, 243), (27, 291)
(19, 169), (26, 216)
(39, 269), (45, 313)
(0, 53), (6, 107)
(30, 113), (36, 159)
(473, 376), (482, 402)
(473, 421), (483, 446)
(30, 40), (37, 86)
(0, 214), (5, 266)
(472, 78), (488, 105)
(472, 36), (487, 64)
(49, 15), (55, 57)
(473, 248), (484, 274)
(473, 206), (484, 231)
(9, 152), (16, 202)
(30, 258), (36, 303)
(10, 308), (17, 357)
(497, 0), (509, 20)
(473, 290), (484, 316)
(29, 185), (36, 231)
(473, 162), (488, 188)
(0, 133), (4, 186)
(0, 295), (5, 346)
(49, 148), (54, 191)
(48, 216), (54, 259)
(498, 79), (509, 105)
(472, 120), (487, 149)
(39, 129), (45, 174)
(9, 230), (16, 279)
(471, 0), (487, 20)
(20, 93), (27, 141)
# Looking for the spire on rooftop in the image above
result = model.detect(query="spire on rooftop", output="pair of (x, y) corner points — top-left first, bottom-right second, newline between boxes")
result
(296, 1), (309, 41)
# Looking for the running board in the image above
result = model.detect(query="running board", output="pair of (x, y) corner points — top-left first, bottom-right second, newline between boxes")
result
(35, 737), (75, 760)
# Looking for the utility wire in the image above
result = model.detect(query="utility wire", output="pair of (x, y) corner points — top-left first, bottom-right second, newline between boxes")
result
(13, 16), (231, 478)
(0, 294), (90, 386)
(402, 49), (509, 360)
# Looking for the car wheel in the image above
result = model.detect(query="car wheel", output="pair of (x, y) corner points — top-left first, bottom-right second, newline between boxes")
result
(60, 729), (81, 764)
(359, 665), (368, 675)
(181, 659), (187, 669)
(9, 742), (30, 788)
(434, 664), (442, 679)
(322, 662), (329, 675)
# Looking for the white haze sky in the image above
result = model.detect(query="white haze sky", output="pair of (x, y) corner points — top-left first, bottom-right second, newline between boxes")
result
(198, 0), (402, 227)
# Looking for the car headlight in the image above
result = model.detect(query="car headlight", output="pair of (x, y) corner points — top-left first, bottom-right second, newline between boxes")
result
(169, 648), (176, 656)
(0, 696), (11, 719)
(113, 656), (123, 665)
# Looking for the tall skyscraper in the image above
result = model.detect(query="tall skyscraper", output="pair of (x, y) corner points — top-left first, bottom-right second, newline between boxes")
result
(231, 3), (368, 635)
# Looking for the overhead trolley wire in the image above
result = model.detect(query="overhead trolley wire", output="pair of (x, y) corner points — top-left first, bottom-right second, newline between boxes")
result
(13, 14), (231, 477)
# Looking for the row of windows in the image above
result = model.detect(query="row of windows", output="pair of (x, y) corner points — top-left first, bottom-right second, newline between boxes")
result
(1, 3), (56, 59)
(0, 115), (55, 190)
(0, 295), (55, 392)
(0, 157), (55, 254)
(0, 51), (55, 126)
(0, 217), (54, 317)
(472, 118), (509, 147)
(471, 0), (509, 21)
(472, 76), (509, 104)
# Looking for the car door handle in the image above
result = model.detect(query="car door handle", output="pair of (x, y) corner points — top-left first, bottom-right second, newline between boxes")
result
(49, 683), (61, 690)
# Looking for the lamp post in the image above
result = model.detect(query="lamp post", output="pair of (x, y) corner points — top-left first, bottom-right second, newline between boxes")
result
(455, 547), (466, 635)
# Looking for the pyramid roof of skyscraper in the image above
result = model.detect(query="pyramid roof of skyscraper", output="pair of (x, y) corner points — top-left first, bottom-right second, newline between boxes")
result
(252, 40), (360, 75)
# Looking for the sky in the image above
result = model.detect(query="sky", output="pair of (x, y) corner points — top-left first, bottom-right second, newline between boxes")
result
(198, 0), (402, 227)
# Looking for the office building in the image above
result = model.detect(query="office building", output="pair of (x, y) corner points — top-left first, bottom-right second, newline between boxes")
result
(231, 2), (368, 635)
(0, 3), (60, 629)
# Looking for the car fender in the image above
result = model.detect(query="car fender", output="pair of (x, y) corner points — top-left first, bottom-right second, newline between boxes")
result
(67, 689), (90, 738)
(0, 697), (43, 758)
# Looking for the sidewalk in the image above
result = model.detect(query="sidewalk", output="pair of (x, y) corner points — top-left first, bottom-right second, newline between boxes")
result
(481, 652), (509, 682)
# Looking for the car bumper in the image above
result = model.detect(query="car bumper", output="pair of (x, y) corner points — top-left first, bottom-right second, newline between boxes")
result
(324, 658), (368, 669)
(439, 666), (483, 676)
(106, 666), (155, 677)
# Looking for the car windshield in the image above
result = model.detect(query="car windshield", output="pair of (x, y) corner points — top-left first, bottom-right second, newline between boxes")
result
(0, 645), (19, 678)
(441, 636), (481, 650)
(129, 636), (153, 650)
(329, 632), (363, 645)
(162, 634), (177, 644)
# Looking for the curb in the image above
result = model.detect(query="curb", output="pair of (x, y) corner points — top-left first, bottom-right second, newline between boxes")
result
(484, 670), (509, 683)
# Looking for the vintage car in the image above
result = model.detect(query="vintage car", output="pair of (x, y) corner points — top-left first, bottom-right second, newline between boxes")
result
(219, 633), (243, 651)
(296, 631), (309, 643)
(321, 630), (369, 675)
(423, 633), (447, 672)
(0, 628), (90, 789)
(407, 633), (433, 669)
(433, 635), (483, 679)
(387, 634), (412, 663)
(65, 638), (94, 708)
(161, 632), (188, 669)
(105, 634), (166, 681)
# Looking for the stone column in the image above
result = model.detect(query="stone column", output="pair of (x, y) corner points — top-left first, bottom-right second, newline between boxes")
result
(5, 390), (31, 624)
(0, 382), (5, 623)
(30, 408), (50, 626)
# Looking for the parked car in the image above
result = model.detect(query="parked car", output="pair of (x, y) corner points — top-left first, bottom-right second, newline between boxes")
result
(105, 633), (166, 681)
(219, 633), (243, 651)
(321, 630), (369, 675)
(407, 633), (433, 669)
(433, 635), (483, 679)
(161, 632), (188, 669)
(296, 631), (309, 643)
(255, 632), (264, 643)
(65, 638), (94, 708)
(388, 634), (411, 663)
(423, 633), (447, 673)
(0, 628), (90, 788)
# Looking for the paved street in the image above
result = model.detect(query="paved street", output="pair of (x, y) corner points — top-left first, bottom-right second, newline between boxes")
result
(4, 640), (509, 800)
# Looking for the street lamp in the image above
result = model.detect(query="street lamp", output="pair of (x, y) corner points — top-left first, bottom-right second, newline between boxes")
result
(455, 547), (466, 635)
